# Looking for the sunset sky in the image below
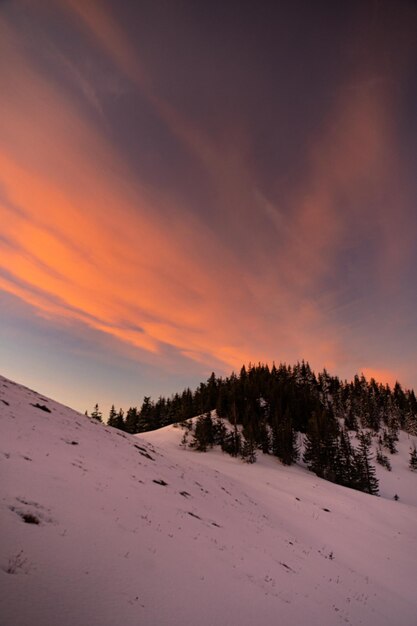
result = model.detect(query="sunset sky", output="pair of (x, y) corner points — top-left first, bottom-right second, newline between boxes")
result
(1, 0), (416, 414)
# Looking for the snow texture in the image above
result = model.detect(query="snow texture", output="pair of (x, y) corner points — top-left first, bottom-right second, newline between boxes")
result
(1, 374), (417, 626)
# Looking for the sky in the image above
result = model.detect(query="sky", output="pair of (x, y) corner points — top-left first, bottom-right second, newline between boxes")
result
(1, 0), (416, 415)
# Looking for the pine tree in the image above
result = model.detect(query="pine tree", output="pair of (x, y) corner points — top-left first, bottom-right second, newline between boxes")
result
(125, 407), (139, 434)
(335, 428), (356, 486)
(107, 405), (118, 427)
(356, 432), (379, 495)
(381, 428), (398, 454)
(137, 397), (155, 432)
(272, 408), (298, 465)
(90, 403), (102, 422)
(303, 409), (339, 481)
(409, 446), (417, 471)
(220, 399), (241, 457)
(221, 430), (242, 457)
(241, 433), (257, 464)
(376, 446), (392, 471)
(213, 416), (227, 447)
(344, 407), (358, 431)
(191, 413), (215, 452)
(258, 419), (271, 454)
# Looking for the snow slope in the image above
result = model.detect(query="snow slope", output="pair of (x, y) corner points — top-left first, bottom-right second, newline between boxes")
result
(1, 374), (417, 626)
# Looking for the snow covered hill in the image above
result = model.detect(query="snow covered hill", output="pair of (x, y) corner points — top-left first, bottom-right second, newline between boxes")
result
(1, 374), (417, 626)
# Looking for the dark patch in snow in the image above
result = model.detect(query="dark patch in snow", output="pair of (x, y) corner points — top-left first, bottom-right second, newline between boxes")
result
(20, 512), (40, 525)
(280, 562), (294, 572)
(211, 521), (221, 527)
(1, 399), (10, 405)
(153, 479), (168, 486)
(195, 481), (209, 494)
(180, 491), (191, 498)
(295, 497), (300, 501)
(10, 506), (41, 525)
(22, 456), (32, 462)
(322, 508), (331, 512)
(16, 498), (41, 508)
(134, 444), (154, 461)
(31, 403), (51, 413)
(187, 511), (201, 520)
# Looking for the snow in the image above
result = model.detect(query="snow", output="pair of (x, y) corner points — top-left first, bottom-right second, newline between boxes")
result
(1, 373), (417, 626)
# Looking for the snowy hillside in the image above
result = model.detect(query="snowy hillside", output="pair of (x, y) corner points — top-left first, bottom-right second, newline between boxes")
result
(1, 374), (417, 626)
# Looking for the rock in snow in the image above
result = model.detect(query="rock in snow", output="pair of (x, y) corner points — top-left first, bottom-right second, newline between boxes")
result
(1, 374), (417, 626)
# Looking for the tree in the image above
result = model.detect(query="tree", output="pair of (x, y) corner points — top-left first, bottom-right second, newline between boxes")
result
(191, 413), (215, 452)
(356, 432), (379, 495)
(381, 428), (398, 454)
(125, 407), (139, 434)
(335, 428), (357, 486)
(108, 406), (126, 431)
(376, 446), (392, 471)
(107, 405), (117, 426)
(241, 424), (257, 464)
(409, 446), (417, 471)
(138, 397), (155, 432)
(221, 429), (242, 457)
(303, 409), (339, 481)
(212, 417), (227, 447)
(272, 408), (298, 465)
(90, 403), (102, 422)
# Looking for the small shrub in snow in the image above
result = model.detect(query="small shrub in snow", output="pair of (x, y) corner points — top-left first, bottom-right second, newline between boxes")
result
(5, 550), (28, 575)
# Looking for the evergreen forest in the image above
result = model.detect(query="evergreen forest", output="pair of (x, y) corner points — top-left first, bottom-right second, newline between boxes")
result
(89, 362), (417, 496)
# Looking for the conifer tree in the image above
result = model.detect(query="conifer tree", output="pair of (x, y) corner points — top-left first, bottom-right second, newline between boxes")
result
(303, 409), (339, 480)
(376, 446), (392, 471)
(107, 405), (118, 427)
(213, 416), (227, 447)
(344, 407), (358, 431)
(258, 420), (271, 454)
(241, 425), (257, 464)
(335, 428), (356, 486)
(356, 432), (379, 495)
(409, 446), (417, 471)
(191, 413), (215, 452)
(137, 397), (155, 432)
(125, 407), (139, 434)
(272, 408), (298, 465)
(90, 403), (102, 422)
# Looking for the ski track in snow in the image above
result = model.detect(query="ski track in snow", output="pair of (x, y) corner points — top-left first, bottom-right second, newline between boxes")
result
(1, 374), (416, 626)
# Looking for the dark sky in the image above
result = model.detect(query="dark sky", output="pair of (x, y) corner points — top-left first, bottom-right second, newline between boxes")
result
(0, 0), (416, 412)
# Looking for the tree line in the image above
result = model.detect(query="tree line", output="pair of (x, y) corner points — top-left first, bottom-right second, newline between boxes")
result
(87, 361), (417, 494)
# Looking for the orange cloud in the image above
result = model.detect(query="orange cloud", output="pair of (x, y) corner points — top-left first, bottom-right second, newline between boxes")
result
(0, 16), (259, 371)
(0, 4), (414, 386)
(360, 368), (400, 389)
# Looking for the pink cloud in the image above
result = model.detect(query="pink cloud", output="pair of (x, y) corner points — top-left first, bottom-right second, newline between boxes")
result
(0, 4), (415, 387)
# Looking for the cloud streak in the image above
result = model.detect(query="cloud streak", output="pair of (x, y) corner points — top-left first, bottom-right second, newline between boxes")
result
(0, 2), (416, 392)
